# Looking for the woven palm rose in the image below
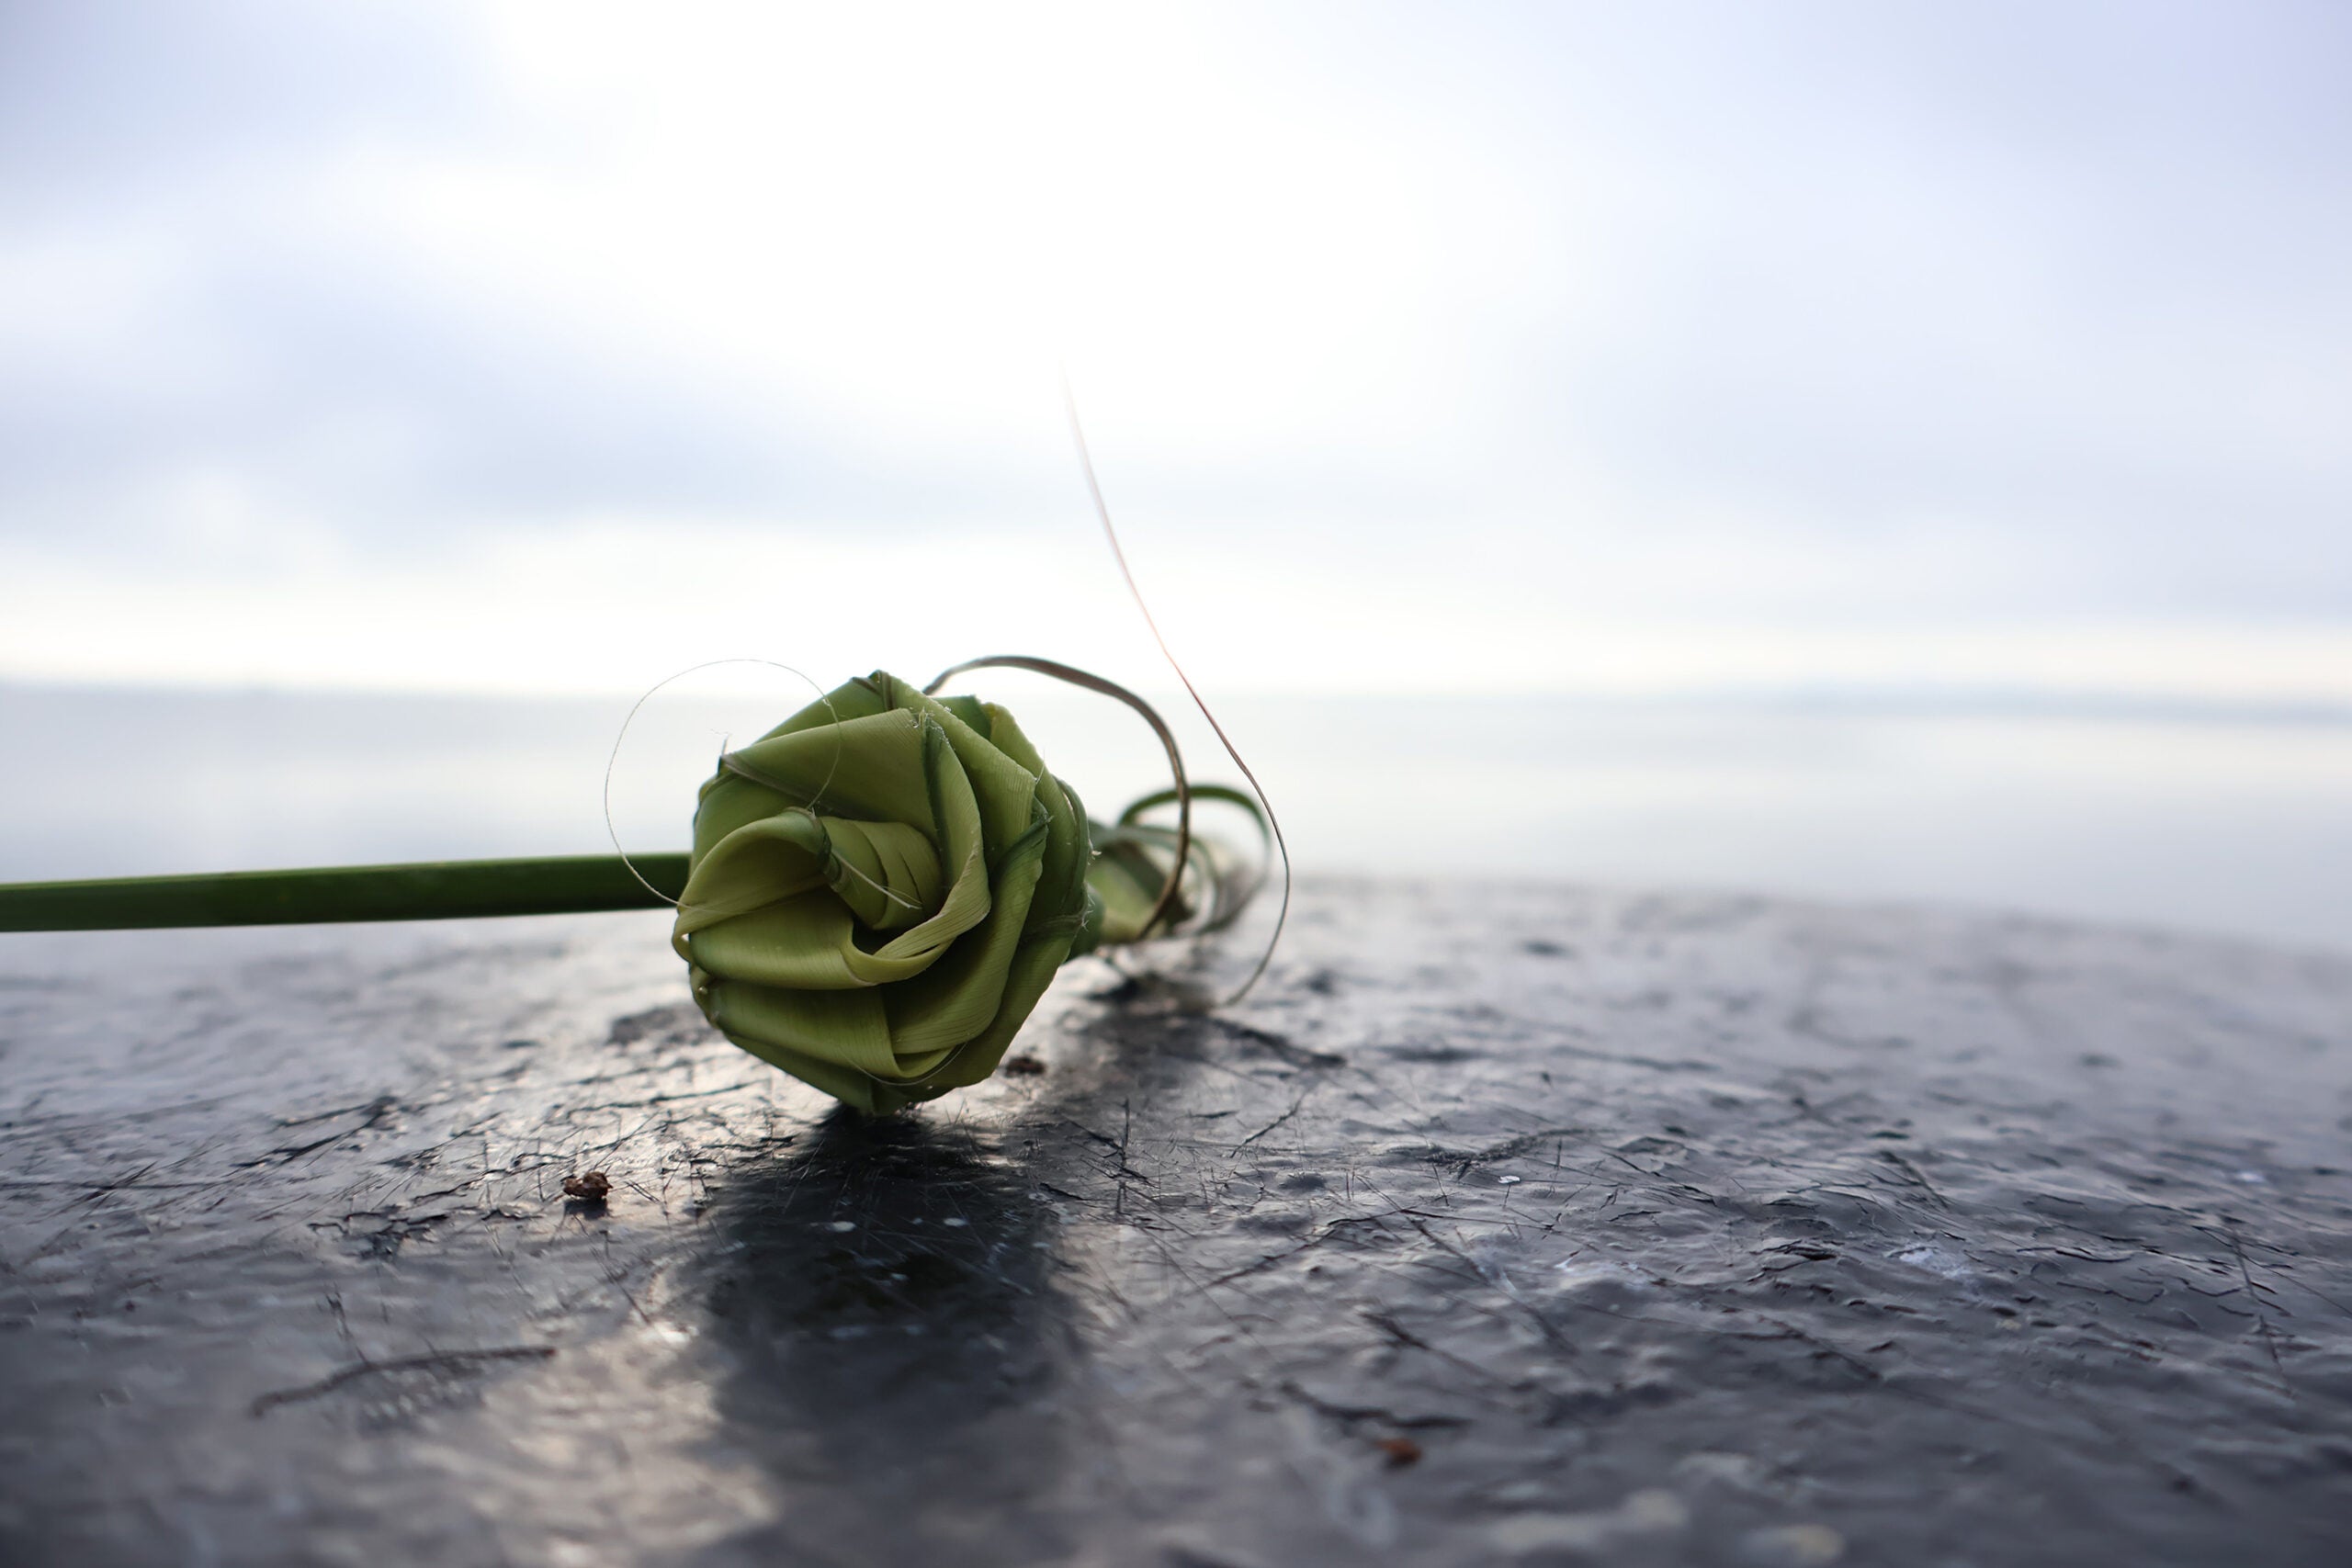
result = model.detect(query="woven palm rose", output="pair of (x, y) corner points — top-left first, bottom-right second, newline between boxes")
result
(673, 671), (1101, 1113)
(0, 662), (1276, 1115)
(0, 384), (1283, 1109)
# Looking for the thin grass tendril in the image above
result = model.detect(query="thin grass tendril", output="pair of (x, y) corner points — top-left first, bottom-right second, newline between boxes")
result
(1059, 372), (1292, 1004)
(922, 654), (1190, 936)
(603, 659), (838, 908)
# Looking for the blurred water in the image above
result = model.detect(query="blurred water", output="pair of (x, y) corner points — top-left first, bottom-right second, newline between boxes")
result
(2, 683), (2346, 953)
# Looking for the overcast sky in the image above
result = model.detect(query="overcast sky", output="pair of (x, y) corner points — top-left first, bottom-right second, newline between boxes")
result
(2, 0), (2346, 698)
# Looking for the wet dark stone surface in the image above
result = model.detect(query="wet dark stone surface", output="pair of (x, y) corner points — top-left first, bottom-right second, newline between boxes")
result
(3, 879), (2351, 1566)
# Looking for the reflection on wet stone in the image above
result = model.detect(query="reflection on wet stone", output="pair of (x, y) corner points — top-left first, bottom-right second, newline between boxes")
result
(4, 886), (2352, 1565)
(694, 1114), (1075, 1566)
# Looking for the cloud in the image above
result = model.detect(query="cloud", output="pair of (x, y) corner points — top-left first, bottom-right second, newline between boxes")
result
(1, 0), (2348, 694)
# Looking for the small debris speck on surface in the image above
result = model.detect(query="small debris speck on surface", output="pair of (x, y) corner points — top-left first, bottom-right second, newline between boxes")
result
(561, 1170), (612, 1205)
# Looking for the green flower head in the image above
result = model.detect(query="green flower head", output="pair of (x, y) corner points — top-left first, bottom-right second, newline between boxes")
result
(673, 671), (1098, 1113)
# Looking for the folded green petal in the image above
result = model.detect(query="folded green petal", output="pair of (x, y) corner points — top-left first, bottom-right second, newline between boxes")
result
(982, 704), (1091, 942)
(673, 810), (831, 937)
(918, 928), (1076, 1090)
(874, 673), (1039, 858)
(882, 810), (1049, 1056)
(719, 708), (933, 828)
(1089, 831), (1180, 946)
(859, 716), (990, 964)
(685, 892), (938, 989)
(673, 670), (1101, 1112)
(768, 674), (894, 736)
(820, 818), (940, 931)
(696, 972), (899, 1079)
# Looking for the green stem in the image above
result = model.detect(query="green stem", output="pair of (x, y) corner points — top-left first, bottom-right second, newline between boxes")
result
(0, 854), (689, 932)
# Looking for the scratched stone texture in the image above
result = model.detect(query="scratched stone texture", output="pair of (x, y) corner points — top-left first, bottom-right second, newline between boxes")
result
(3, 880), (2350, 1567)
